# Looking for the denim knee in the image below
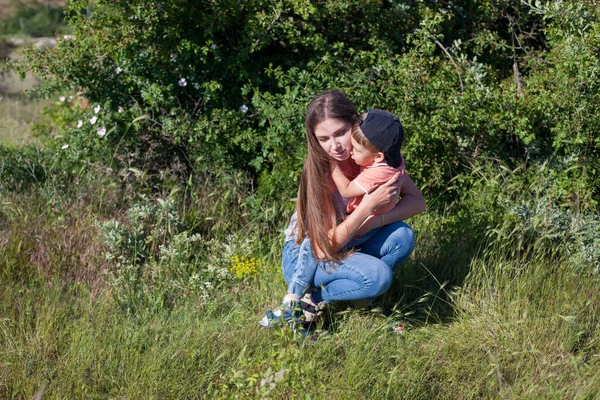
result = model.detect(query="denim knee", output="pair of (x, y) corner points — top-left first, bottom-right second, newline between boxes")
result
(371, 264), (393, 296)
(389, 224), (416, 269)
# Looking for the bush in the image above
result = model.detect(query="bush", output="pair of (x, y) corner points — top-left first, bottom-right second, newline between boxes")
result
(459, 160), (600, 274)
(5, 0), (600, 210)
(0, 144), (48, 190)
(98, 192), (267, 313)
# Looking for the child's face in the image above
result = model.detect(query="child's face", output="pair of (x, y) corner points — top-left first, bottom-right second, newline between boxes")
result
(350, 137), (378, 166)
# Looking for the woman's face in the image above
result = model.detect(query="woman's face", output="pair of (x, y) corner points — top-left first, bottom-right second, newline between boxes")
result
(313, 118), (352, 161)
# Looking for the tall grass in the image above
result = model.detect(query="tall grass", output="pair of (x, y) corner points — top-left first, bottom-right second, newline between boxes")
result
(2, 247), (598, 398)
(0, 94), (47, 147)
(1, 39), (54, 148)
(1, 161), (599, 398)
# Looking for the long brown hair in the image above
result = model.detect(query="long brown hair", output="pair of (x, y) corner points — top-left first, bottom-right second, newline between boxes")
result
(295, 90), (358, 261)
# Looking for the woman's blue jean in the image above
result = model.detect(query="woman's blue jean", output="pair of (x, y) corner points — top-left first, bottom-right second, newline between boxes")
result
(282, 221), (415, 303)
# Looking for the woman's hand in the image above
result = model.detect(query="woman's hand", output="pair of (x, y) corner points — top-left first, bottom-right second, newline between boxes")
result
(352, 173), (425, 239)
(361, 172), (405, 212)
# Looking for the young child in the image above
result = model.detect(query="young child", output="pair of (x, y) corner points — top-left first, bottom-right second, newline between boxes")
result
(259, 109), (405, 334)
(331, 109), (405, 217)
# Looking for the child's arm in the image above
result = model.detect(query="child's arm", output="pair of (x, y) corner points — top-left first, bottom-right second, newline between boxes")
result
(331, 163), (367, 198)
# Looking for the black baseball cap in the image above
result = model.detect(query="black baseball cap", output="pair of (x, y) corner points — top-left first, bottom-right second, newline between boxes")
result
(358, 109), (404, 168)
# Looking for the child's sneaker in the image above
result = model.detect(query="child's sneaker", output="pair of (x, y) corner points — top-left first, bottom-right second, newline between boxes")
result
(259, 300), (303, 330)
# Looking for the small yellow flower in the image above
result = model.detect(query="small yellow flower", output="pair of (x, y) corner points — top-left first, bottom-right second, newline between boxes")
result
(229, 255), (261, 279)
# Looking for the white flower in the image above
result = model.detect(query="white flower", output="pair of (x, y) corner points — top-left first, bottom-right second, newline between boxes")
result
(68, 95), (74, 102)
(77, 120), (83, 128)
(210, 44), (217, 50)
(170, 53), (177, 59)
(97, 126), (106, 137)
(239, 104), (248, 113)
(118, 106), (124, 113)
(61, 144), (69, 150)
(63, 35), (73, 40)
(89, 116), (98, 125)
(58, 96), (66, 103)
(115, 67), (122, 74)
(93, 105), (101, 114)
(178, 78), (187, 87)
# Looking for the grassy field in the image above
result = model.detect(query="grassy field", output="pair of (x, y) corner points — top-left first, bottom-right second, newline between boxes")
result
(1, 36), (599, 400)
(0, 43), (49, 147)
(1, 92), (598, 399)
(1, 1), (599, 397)
(0, 93), (47, 147)
(1, 171), (599, 398)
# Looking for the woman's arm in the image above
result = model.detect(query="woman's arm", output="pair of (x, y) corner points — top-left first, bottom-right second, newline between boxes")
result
(354, 174), (426, 237)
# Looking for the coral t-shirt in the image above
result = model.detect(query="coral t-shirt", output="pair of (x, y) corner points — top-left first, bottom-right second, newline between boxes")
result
(346, 160), (405, 215)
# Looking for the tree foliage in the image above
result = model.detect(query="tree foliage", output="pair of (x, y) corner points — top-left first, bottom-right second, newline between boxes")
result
(6, 0), (600, 208)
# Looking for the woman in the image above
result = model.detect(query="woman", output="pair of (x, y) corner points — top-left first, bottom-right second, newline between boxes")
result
(261, 90), (426, 332)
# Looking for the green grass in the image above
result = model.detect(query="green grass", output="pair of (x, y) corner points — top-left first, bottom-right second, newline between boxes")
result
(1, 174), (599, 398)
(1, 253), (598, 398)
(1, 43), (49, 147)
(0, 94), (47, 147)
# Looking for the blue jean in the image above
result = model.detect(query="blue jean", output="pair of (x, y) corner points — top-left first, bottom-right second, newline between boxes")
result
(282, 221), (415, 303)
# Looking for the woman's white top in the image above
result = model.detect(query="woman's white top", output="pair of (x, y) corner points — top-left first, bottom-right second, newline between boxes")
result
(283, 189), (348, 242)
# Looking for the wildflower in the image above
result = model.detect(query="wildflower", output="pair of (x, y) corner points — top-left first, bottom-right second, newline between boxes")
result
(115, 67), (122, 74)
(229, 255), (261, 279)
(178, 78), (187, 87)
(58, 96), (66, 103)
(118, 106), (124, 113)
(170, 53), (177, 60)
(94, 105), (101, 114)
(63, 35), (73, 40)
(89, 115), (98, 125)
(97, 126), (106, 137)
(77, 120), (83, 128)
(68, 95), (74, 102)
(61, 144), (69, 150)
(210, 44), (217, 50)
(239, 104), (248, 113)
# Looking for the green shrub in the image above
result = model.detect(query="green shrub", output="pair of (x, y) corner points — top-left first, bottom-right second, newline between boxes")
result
(458, 160), (600, 274)
(97, 180), (271, 313)
(5, 0), (600, 216)
(0, 144), (48, 190)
